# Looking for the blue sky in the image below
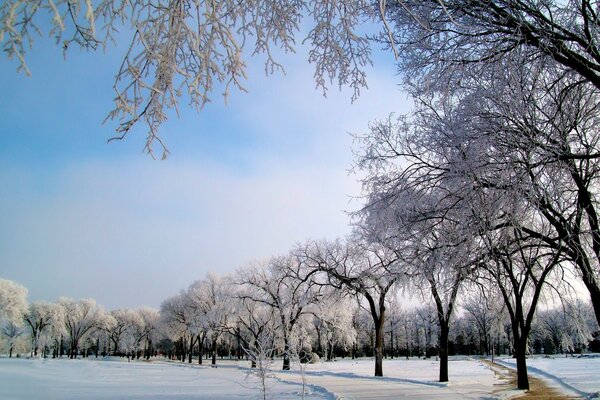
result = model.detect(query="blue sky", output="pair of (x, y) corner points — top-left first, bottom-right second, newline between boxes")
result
(0, 32), (410, 310)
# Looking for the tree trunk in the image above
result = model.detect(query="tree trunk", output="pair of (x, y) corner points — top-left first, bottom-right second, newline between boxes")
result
(390, 324), (394, 359)
(374, 319), (384, 377)
(439, 322), (449, 382)
(514, 340), (529, 390)
(146, 339), (152, 360)
(212, 337), (218, 365)
(585, 280), (600, 328)
(198, 335), (204, 365)
(249, 338), (258, 368)
(188, 336), (194, 364)
(282, 337), (291, 371)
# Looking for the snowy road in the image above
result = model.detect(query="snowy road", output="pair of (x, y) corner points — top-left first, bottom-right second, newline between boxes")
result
(497, 355), (600, 399)
(272, 358), (509, 400)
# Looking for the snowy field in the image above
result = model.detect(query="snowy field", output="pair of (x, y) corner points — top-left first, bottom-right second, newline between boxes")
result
(0, 357), (330, 400)
(0, 355), (598, 399)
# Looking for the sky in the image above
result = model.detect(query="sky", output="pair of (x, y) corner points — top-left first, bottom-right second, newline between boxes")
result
(0, 27), (411, 310)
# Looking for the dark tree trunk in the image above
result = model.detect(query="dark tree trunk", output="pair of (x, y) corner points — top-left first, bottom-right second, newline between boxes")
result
(514, 339), (529, 390)
(188, 336), (195, 364)
(211, 337), (218, 365)
(146, 339), (152, 360)
(374, 318), (384, 377)
(282, 338), (291, 371)
(583, 276), (600, 328)
(198, 335), (204, 365)
(251, 338), (258, 368)
(439, 322), (449, 382)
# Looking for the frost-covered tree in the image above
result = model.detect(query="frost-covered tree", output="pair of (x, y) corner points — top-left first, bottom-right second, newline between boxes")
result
(23, 301), (64, 357)
(187, 274), (234, 366)
(477, 217), (564, 390)
(0, 0), (376, 157)
(1, 320), (25, 357)
(387, 0), (600, 92)
(0, 278), (28, 325)
(0, 279), (28, 357)
(233, 277), (278, 369)
(462, 289), (506, 358)
(299, 238), (399, 377)
(238, 255), (322, 371)
(105, 309), (133, 355)
(137, 307), (161, 359)
(361, 185), (480, 381)
(559, 298), (597, 354)
(103, 307), (160, 359)
(312, 290), (356, 361)
(160, 291), (199, 363)
(384, 1), (600, 329)
(58, 297), (105, 359)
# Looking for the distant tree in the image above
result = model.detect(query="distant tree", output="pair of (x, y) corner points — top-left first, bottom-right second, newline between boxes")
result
(137, 307), (161, 360)
(0, 278), (28, 325)
(312, 290), (356, 361)
(238, 255), (322, 371)
(233, 277), (278, 369)
(23, 301), (64, 357)
(0, 279), (28, 357)
(187, 274), (234, 366)
(299, 238), (400, 377)
(1, 320), (25, 357)
(462, 289), (506, 358)
(160, 291), (198, 363)
(105, 309), (134, 355)
(58, 297), (104, 359)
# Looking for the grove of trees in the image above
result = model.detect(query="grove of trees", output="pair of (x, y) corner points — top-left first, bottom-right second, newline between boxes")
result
(3, 0), (600, 393)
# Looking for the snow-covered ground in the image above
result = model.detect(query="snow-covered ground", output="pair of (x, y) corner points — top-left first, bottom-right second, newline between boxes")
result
(0, 357), (331, 400)
(498, 355), (600, 399)
(272, 357), (506, 399)
(1, 355), (598, 399)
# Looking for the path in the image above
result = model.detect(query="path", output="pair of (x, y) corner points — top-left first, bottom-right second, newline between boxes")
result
(272, 368), (502, 399)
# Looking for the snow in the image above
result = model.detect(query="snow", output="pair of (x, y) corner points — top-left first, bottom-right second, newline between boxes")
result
(272, 357), (505, 399)
(1, 355), (599, 399)
(0, 357), (332, 400)
(497, 355), (600, 399)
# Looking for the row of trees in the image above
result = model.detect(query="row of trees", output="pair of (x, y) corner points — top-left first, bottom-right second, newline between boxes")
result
(2, 248), (598, 380)
(341, 0), (600, 391)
